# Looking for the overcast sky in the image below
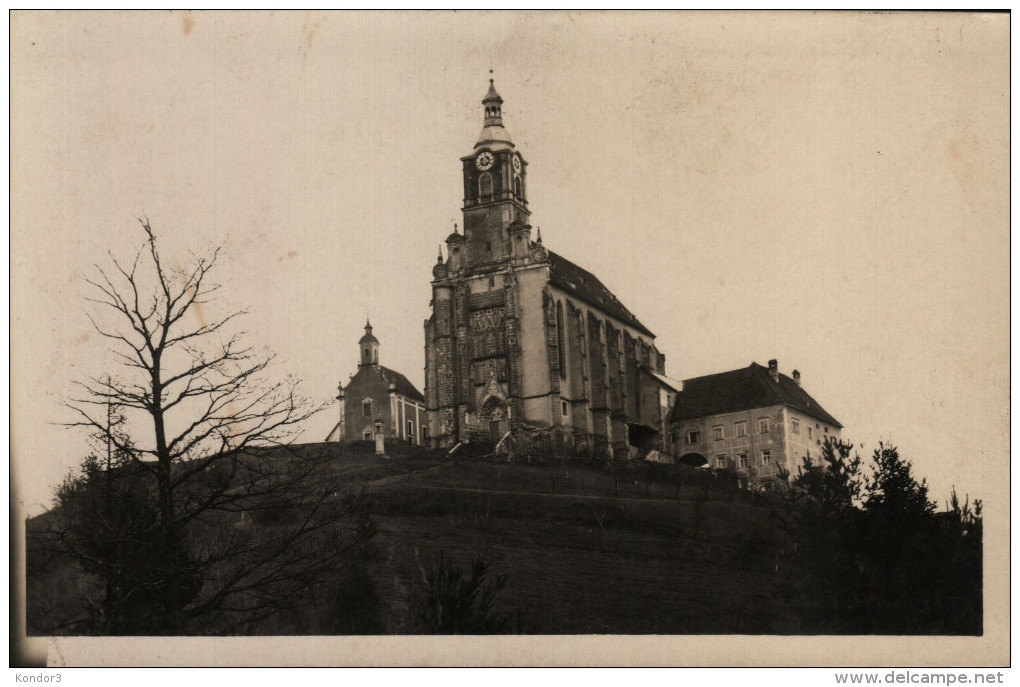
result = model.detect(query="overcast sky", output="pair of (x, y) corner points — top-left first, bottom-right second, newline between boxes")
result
(12, 11), (1008, 518)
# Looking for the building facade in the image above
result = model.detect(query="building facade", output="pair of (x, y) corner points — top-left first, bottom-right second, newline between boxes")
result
(669, 360), (842, 485)
(423, 81), (675, 457)
(326, 321), (427, 445)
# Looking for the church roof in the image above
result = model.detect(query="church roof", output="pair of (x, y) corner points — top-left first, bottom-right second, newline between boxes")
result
(483, 79), (502, 103)
(647, 370), (683, 393)
(547, 250), (654, 337)
(379, 365), (425, 402)
(669, 362), (841, 428)
(358, 320), (379, 345)
(475, 126), (515, 151)
(476, 79), (514, 151)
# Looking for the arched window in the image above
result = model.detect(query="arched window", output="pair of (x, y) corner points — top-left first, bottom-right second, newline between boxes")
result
(556, 301), (566, 378)
(479, 172), (493, 198)
(514, 175), (523, 199)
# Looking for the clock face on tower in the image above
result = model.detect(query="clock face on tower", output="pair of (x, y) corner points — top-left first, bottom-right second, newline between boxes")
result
(512, 154), (522, 173)
(476, 151), (495, 171)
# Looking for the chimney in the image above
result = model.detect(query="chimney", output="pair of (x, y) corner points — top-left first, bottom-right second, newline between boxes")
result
(768, 359), (779, 383)
(792, 369), (801, 386)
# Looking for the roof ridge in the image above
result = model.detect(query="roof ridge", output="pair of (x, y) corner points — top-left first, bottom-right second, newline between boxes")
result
(671, 362), (841, 428)
(546, 249), (653, 337)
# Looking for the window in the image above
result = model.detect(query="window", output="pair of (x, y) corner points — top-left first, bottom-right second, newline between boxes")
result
(761, 450), (772, 465)
(479, 172), (493, 197)
(561, 400), (569, 417)
(758, 417), (770, 434)
(824, 426), (829, 434)
(805, 450), (812, 466)
(686, 430), (700, 444)
(486, 241), (492, 252)
(421, 426), (428, 442)
(488, 276), (495, 287)
(407, 420), (415, 442)
(556, 301), (566, 378)
(738, 453), (748, 469)
(735, 421), (747, 437)
(792, 418), (800, 435)
(716, 455), (727, 468)
(808, 427), (813, 440)
(363, 429), (372, 440)
(363, 401), (372, 418)
(713, 425), (724, 441)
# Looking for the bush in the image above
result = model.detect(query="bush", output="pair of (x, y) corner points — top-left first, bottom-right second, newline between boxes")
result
(415, 551), (511, 634)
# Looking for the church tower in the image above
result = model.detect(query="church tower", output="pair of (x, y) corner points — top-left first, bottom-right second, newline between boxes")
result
(425, 80), (542, 447)
(359, 320), (379, 367)
(424, 80), (669, 456)
(457, 79), (530, 270)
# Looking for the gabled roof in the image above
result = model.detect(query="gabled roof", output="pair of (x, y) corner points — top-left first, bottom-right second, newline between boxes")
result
(379, 366), (425, 403)
(546, 250), (654, 337)
(646, 370), (683, 393)
(351, 364), (425, 403)
(669, 362), (841, 428)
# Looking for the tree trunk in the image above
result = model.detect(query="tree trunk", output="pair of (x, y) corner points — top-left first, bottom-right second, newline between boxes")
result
(151, 368), (182, 634)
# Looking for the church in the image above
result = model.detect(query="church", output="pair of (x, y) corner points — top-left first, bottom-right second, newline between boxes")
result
(423, 81), (679, 458)
(327, 321), (427, 446)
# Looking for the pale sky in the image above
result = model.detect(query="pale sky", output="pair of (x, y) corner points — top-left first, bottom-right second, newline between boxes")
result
(11, 11), (1009, 518)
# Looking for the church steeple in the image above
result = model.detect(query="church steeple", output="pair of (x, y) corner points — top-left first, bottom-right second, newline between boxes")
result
(455, 78), (531, 270)
(358, 320), (379, 367)
(475, 79), (514, 151)
(483, 79), (503, 127)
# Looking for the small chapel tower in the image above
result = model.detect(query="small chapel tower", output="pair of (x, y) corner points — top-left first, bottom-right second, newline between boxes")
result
(359, 320), (379, 367)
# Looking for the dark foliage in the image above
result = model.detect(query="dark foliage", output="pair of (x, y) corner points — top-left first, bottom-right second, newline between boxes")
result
(416, 550), (511, 634)
(28, 447), (382, 635)
(780, 437), (982, 634)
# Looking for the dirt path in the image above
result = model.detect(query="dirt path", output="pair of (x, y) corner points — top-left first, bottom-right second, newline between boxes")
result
(374, 480), (695, 506)
(366, 462), (456, 488)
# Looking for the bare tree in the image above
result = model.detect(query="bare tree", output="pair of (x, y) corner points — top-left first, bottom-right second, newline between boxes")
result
(44, 220), (374, 635)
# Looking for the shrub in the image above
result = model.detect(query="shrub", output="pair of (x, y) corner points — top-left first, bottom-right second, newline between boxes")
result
(415, 550), (511, 634)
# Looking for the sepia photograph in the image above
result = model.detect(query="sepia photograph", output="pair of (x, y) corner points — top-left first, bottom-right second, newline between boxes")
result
(10, 10), (1009, 667)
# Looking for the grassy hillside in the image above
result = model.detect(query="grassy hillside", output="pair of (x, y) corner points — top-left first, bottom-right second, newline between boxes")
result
(303, 441), (794, 634)
(27, 439), (982, 636)
(27, 440), (796, 634)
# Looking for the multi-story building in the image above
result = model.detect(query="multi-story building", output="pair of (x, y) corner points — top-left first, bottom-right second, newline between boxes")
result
(669, 360), (841, 484)
(423, 81), (676, 457)
(326, 321), (427, 445)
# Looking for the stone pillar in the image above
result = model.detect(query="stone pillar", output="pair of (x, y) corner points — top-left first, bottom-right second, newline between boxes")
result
(336, 384), (346, 442)
(374, 420), (386, 458)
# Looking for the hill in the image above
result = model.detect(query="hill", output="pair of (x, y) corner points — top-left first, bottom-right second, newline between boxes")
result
(27, 440), (795, 634)
(27, 439), (981, 636)
(284, 440), (791, 633)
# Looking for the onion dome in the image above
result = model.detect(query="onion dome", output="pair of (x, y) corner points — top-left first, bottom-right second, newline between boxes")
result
(358, 320), (379, 345)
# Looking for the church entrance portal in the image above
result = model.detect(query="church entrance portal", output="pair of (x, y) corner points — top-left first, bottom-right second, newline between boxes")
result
(479, 395), (508, 443)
